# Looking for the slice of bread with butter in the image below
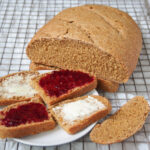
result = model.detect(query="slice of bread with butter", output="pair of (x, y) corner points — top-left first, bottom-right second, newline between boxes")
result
(50, 95), (111, 134)
(0, 71), (39, 106)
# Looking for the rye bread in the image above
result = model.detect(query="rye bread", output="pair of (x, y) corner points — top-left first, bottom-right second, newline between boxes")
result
(50, 95), (111, 134)
(90, 96), (150, 144)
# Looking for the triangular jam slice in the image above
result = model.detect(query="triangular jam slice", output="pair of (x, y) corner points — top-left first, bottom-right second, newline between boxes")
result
(0, 98), (56, 138)
(31, 70), (97, 105)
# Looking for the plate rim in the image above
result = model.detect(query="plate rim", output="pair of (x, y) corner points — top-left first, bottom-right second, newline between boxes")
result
(13, 121), (97, 147)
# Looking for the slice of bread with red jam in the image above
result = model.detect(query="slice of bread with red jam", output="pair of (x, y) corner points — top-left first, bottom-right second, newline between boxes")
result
(31, 70), (97, 105)
(0, 97), (56, 138)
(30, 61), (119, 92)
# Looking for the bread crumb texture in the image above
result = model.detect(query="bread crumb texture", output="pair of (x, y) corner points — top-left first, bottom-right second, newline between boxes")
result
(26, 5), (142, 83)
(90, 96), (150, 144)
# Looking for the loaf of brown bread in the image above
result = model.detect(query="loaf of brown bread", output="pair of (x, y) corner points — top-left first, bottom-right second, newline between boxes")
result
(26, 5), (142, 83)
(29, 62), (119, 92)
(90, 96), (150, 144)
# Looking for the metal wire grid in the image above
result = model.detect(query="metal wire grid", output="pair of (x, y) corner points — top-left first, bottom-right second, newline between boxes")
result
(0, 0), (150, 149)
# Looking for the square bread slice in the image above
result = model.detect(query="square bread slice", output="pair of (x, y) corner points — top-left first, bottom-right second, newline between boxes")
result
(0, 97), (56, 138)
(90, 96), (150, 144)
(0, 71), (39, 105)
(31, 70), (97, 105)
(50, 95), (111, 134)
(29, 61), (119, 92)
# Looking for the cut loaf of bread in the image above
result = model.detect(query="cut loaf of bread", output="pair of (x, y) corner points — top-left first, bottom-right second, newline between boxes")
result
(26, 4), (142, 83)
(50, 95), (111, 134)
(0, 71), (39, 106)
(0, 98), (56, 138)
(90, 96), (150, 144)
(30, 61), (119, 92)
(31, 70), (97, 105)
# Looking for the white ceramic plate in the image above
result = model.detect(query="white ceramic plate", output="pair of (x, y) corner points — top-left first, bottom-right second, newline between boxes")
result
(14, 89), (98, 146)
(13, 70), (99, 146)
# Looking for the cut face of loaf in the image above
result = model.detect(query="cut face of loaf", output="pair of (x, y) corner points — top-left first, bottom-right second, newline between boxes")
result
(90, 96), (150, 144)
(0, 71), (39, 106)
(0, 98), (56, 138)
(29, 61), (119, 92)
(50, 95), (111, 134)
(31, 70), (97, 105)
(26, 4), (142, 83)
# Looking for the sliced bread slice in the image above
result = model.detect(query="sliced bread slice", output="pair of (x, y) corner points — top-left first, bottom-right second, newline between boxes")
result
(50, 95), (111, 134)
(0, 97), (56, 138)
(0, 71), (39, 105)
(29, 61), (60, 71)
(97, 79), (119, 92)
(30, 61), (119, 92)
(90, 96), (150, 144)
(31, 70), (97, 105)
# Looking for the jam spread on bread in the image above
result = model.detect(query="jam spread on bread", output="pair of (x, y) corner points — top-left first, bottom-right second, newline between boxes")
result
(0, 103), (48, 127)
(39, 70), (94, 97)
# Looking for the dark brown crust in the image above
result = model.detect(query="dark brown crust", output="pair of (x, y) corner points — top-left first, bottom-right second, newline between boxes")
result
(90, 96), (150, 144)
(0, 97), (37, 106)
(0, 71), (39, 106)
(50, 95), (111, 134)
(97, 79), (119, 92)
(30, 62), (119, 92)
(0, 98), (56, 138)
(31, 71), (97, 106)
(0, 119), (56, 138)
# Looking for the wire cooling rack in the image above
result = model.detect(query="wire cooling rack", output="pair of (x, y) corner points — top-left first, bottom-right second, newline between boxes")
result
(0, 0), (150, 150)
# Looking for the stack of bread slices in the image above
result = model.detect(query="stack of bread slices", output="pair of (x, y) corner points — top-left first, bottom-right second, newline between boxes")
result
(0, 4), (149, 145)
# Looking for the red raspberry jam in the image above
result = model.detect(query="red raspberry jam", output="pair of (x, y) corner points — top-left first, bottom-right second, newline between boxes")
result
(39, 70), (94, 97)
(0, 103), (48, 127)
